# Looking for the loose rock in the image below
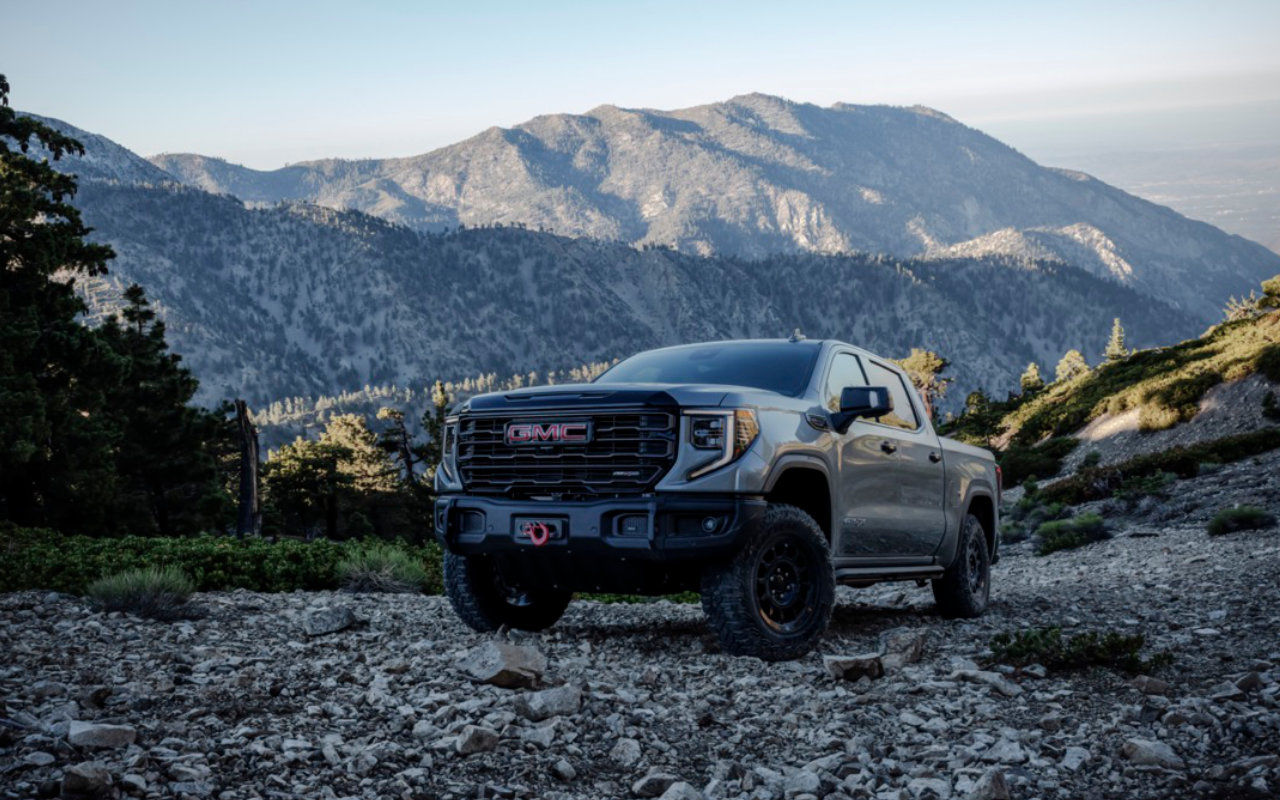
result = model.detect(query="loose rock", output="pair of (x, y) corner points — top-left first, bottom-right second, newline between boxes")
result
(455, 725), (499, 755)
(823, 653), (884, 681)
(302, 605), (356, 636)
(60, 761), (113, 799)
(457, 639), (547, 689)
(67, 720), (137, 749)
(1121, 738), (1185, 769)
(515, 683), (581, 721)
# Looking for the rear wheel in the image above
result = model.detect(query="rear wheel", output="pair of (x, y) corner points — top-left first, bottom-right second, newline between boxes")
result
(443, 552), (572, 632)
(932, 512), (991, 619)
(701, 504), (835, 661)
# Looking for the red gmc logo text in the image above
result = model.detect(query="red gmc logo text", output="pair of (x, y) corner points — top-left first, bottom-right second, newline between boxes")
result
(504, 421), (592, 445)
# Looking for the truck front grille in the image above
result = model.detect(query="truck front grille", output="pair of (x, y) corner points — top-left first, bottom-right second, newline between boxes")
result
(457, 410), (677, 498)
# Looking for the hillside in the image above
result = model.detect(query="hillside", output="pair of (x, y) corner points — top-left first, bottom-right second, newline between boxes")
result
(68, 177), (1202, 412)
(146, 94), (1280, 321)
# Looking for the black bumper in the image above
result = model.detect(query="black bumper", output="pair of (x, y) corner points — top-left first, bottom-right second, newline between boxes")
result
(434, 493), (766, 561)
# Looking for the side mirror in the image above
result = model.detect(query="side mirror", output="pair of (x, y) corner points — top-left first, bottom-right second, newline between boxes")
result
(831, 386), (893, 433)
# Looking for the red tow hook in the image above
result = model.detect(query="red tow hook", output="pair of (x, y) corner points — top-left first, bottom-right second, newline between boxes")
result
(523, 521), (552, 547)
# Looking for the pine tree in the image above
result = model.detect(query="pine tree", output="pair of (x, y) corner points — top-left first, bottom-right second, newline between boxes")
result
(262, 437), (351, 539)
(1019, 363), (1045, 394)
(1104, 318), (1128, 362)
(96, 285), (234, 535)
(1, 74), (117, 527)
(1055, 349), (1090, 383)
(894, 349), (952, 422)
(421, 380), (452, 482)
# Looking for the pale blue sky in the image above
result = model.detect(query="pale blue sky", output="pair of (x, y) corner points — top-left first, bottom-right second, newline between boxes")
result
(3, 0), (1278, 167)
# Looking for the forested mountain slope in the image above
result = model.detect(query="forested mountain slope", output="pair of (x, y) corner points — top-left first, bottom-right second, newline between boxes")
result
(71, 180), (1198, 411)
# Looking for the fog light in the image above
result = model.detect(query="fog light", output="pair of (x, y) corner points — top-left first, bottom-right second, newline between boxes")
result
(618, 514), (648, 537)
(701, 516), (720, 533)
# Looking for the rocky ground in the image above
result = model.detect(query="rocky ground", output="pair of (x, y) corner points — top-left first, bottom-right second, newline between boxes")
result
(3, 515), (1280, 800)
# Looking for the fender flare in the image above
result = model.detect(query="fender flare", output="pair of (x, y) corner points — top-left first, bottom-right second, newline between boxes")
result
(762, 452), (833, 494)
(938, 484), (998, 566)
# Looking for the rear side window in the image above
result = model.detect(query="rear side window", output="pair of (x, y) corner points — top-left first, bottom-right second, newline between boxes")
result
(863, 360), (920, 431)
(823, 353), (867, 412)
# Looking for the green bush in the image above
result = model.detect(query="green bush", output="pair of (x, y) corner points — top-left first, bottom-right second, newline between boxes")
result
(989, 626), (1171, 674)
(1000, 486), (1070, 545)
(1113, 470), (1176, 504)
(339, 541), (433, 593)
(1034, 513), (1109, 555)
(87, 566), (194, 620)
(1040, 427), (1280, 505)
(1207, 505), (1277, 537)
(0, 525), (441, 595)
(999, 437), (1078, 487)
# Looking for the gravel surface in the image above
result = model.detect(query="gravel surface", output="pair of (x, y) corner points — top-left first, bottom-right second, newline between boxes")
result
(3, 518), (1279, 799)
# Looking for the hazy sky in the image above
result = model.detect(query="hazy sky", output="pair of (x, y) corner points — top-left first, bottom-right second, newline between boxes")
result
(3, 0), (1279, 167)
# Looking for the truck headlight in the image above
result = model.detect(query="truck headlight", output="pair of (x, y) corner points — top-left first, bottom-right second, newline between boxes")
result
(440, 416), (459, 481)
(686, 409), (758, 479)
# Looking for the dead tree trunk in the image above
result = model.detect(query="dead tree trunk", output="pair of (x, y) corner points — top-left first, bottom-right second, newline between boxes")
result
(234, 399), (261, 537)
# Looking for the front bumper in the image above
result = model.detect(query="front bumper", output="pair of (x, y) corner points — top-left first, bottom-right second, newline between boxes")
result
(434, 492), (766, 561)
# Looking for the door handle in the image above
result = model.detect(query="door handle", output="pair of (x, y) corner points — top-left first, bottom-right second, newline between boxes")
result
(880, 440), (897, 454)
(929, 451), (942, 463)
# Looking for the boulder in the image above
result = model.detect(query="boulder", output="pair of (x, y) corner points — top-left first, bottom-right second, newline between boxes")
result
(515, 683), (581, 721)
(659, 782), (703, 800)
(823, 654), (884, 681)
(457, 640), (547, 689)
(968, 768), (1010, 800)
(633, 769), (681, 798)
(1130, 675), (1170, 695)
(1061, 747), (1090, 772)
(610, 736), (642, 767)
(879, 628), (926, 669)
(67, 720), (137, 749)
(302, 606), (356, 636)
(455, 725), (499, 755)
(952, 669), (1022, 697)
(550, 759), (576, 781)
(1121, 738), (1185, 769)
(60, 762), (112, 799)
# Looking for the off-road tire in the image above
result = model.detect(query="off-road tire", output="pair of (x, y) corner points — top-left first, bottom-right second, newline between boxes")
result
(932, 512), (991, 619)
(701, 503), (835, 661)
(443, 552), (572, 632)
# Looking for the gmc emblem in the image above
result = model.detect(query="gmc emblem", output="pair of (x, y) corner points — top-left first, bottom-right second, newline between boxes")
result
(505, 421), (592, 445)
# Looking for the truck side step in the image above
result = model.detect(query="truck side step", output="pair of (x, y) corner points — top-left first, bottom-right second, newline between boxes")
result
(834, 565), (944, 587)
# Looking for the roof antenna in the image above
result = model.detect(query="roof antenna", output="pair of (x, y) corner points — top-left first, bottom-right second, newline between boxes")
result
(788, 328), (806, 342)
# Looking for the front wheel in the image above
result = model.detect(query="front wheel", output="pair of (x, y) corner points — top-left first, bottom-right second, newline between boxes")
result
(932, 512), (991, 619)
(443, 552), (572, 632)
(701, 504), (835, 661)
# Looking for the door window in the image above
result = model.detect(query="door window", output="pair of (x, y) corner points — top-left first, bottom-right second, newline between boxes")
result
(823, 353), (867, 412)
(864, 361), (920, 430)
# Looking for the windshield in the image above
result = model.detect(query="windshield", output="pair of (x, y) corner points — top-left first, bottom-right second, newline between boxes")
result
(595, 342), (821, 396)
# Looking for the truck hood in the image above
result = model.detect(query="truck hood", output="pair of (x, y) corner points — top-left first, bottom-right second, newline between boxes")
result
(462, 382), (753, 413)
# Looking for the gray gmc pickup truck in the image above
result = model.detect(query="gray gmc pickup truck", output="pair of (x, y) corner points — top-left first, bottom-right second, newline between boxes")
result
(434, 339), (1000, 660)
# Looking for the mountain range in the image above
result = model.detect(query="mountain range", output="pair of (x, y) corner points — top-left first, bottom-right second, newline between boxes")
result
(146, 94), (1280, 321)
(16, 97), (1279, 418)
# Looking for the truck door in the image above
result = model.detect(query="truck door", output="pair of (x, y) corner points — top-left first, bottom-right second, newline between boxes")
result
(861, 359), (947, 557)
(824, 352), (901, 556)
